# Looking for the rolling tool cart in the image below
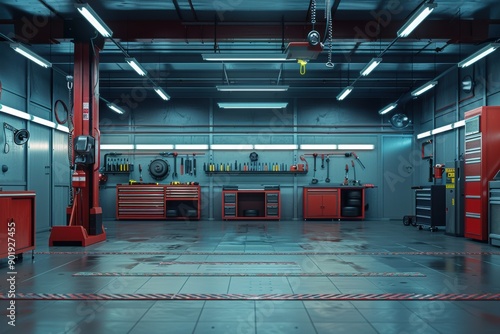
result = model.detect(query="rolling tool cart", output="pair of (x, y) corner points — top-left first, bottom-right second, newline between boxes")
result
(414, 185), (446, 232)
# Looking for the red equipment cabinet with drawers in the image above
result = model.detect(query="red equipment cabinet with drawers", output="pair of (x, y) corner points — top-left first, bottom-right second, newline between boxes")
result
(116, 184), (201, 220)
(464, 106), (500, 241)
(0, 191), (36, 259)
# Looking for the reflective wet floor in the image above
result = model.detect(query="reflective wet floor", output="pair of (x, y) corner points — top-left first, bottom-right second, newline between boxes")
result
(1, 219), (500, 334)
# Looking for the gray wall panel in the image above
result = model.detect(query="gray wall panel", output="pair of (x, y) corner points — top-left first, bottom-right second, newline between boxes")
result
(30, 62), (52, 108)
(0, 43), (27, 97)
(28, 123), (51, 232)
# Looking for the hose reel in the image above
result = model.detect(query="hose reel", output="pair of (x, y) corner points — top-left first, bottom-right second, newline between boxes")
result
(3, 122), (30, 153)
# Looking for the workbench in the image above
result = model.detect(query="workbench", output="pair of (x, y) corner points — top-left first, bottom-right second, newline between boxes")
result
(222, 187), (281, 220)
(303, 186), (366, 220)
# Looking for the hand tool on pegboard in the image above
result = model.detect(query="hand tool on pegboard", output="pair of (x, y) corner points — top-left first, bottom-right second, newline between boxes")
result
(180, 157), (184, 175)
(343, 163), (349, 185)
(321, 154), (325, 169)
(193, 154), (196, 176)
(351, 160), (357, 185)
(139, 164), (143, 182)
(350, 152), (366, 169)
(312, 153), (318, 184)
(172, 152), (178, 178)
(325, 157), (331, 183)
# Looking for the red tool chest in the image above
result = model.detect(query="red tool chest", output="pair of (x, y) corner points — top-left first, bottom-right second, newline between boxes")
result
(464, 106), (500, 241)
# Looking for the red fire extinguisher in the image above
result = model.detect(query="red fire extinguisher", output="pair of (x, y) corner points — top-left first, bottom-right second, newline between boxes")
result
(72, 170), (86, 188)
(434, 164), (445, 179)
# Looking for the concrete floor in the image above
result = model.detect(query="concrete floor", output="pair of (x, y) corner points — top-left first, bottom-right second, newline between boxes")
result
(1, 219), (500, 334)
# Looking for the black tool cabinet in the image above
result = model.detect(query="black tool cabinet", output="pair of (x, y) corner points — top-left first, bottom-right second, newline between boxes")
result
(415, 185), (446, 231)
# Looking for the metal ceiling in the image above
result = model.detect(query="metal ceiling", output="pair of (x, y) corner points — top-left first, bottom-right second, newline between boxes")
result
(1, 0), (500, 101)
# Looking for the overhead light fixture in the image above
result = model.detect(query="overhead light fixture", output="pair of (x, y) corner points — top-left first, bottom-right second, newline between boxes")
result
(338, 144), (375, 150)
(10, 43), (52, 68)
(254, 144), (298, 150)
(217, 102), (288, 109)
(75, 3), (113, 37)
(55, 124), (70, 133)
(125, 57), (147, 76)
(458, 43), (500, 68)
(202, 54), (289, 61)
(100, 144), (134, 150)
(216, 85), (289, 92)
(136, 144), (174, 150)
(300, 144), (337, 150)
(175, 144), (209, 150)
(397, 2), (437, 38)
(360, 58), (382, 76)
(107, 103), (125, 114)
(154, 87), (170, 101)
(0, 105), (32, 120)
(453, 120), (466, 128)
(378, 102), (398, 115)
(417, 131), (432, 139)
(31, 115), (56, 129)
(211, 144), (254, 150)
(411, 81), (438, 97)
(432, 124), (453, 135)
(336, 86), (354, 101)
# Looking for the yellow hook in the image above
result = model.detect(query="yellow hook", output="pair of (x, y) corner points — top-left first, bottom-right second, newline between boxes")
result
(298, 59), (308, 75)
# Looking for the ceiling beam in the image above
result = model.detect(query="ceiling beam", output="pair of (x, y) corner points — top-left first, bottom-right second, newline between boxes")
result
(11, 18), (494, 45)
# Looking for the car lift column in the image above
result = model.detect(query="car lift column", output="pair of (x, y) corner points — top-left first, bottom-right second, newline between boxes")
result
(49, 40), (106, 247)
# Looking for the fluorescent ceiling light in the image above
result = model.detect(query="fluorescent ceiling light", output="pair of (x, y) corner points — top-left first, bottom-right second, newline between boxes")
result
(458, 43), (500, 68)
(107, 103), (125, 114)
(55, 124), (70, 133)
(417, 131), (432, 139)
(216, 85), (289, 92)
(154, 87), (170, 101)
(360, 58), (382, 76)
(378, 102), (397, 115)
(397, 3), (437, 38)
(31, 115), (56, 129)
(175, 144), (209, 150)
(411, 81), (438, 96)
(10, 43), (52, 68)
(75, 3), (113, 37)
(0, 105), (32, 120)
(101, 144), (134, 150)
(211, 144), (254, 150)
(300, 144), (337, 150)
(338, 144), (374, 150)
(432, 124), (453, 135)
(136, 144), (174, 150)
(202, 54), (289, 61)
(453, 120), (466, 128)
(336, 86), (354, 101)
(125, 57), (147, 76)
(217, 102), (288, 109)
(254, 144), (298, 150)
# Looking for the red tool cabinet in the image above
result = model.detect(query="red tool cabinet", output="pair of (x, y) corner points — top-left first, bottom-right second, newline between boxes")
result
(464, 106), (500, 241)
(116, 184), (201, 220)
(0, 191), (36, 259)
(303, 186), (365, 220)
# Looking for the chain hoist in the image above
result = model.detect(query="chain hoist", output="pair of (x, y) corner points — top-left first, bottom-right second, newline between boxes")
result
(67, 75), (75, 205)
(326, 0), (334, 68)
(307, 0), (320, 46)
